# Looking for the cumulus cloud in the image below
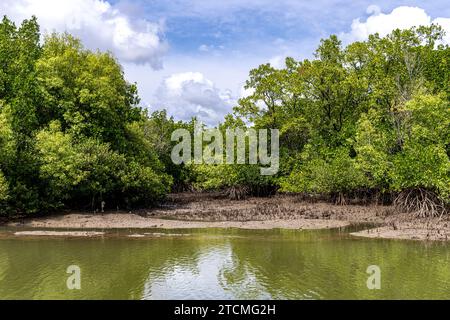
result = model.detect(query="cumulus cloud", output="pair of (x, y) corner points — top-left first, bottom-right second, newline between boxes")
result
(342, 6), (450, 44)
(0, 0), (168, 68)
(155, 72), (236, 126)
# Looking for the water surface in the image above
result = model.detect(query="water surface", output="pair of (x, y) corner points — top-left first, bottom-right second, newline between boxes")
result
(0, 226), (449, 299)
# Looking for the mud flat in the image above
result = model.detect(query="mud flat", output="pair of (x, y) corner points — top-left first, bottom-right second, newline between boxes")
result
(9, 214), (349, 230)
(5, 193), (450, 240)
(13, 231), (105, 237)
(351, 218), (450, 241)
(7, 193), (382, 230)
(146, 193), (389, 224)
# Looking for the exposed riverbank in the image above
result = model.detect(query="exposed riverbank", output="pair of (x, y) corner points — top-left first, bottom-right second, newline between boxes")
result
(9, 215), (349, 231)
(350, 212), (450, 241)
(4, 193), (450, 241)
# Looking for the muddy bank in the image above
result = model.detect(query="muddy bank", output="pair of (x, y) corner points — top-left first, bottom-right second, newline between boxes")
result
(7, 193), (383, 230)
(351, 212), (450, 241)
(6, 193), (450, 240)
(9, 213), (349, 230)
(351, 226), (450, 241)
(14, 231), (105, 237)
(146, 193), (391, 223)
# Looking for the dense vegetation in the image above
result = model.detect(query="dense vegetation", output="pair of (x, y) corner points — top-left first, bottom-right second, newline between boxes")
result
(0, 16), (175, 215)
(188, 24), (450, 216)
(0, 16), (448, 216)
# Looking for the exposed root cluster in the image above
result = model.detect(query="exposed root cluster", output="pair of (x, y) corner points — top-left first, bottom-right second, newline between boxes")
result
(394, 188), (448, 218)
(150, 193), (389, 223)
(226, 186), (250, 200)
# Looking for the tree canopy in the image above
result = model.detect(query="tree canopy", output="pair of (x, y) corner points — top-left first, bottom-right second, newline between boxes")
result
(0, 16), (171, 214)
(0, 16), (448, 217)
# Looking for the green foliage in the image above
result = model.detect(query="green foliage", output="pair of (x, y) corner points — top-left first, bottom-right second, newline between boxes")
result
(36, 121), (172, 210)
(0, 15), (448, 215)
(130, 110), (192, 190)
(0, 16), (42, 215)
(35, 121), (87, 207)
(0, 170), (9, 206)
(281, 148), (368, 195)
(389, 95), (450, 201)
(0, 17), (172, 215)
(191, 164), (235, 190)
(191, 162), (276, 199)
(391, 144), (449, 200)
(0, 104), (15, 167)
(354, 109), (393, 189)
(36, 33), (141, 150)
(231, 24), (449, 206)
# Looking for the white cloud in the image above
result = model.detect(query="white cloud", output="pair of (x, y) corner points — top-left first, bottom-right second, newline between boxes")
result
(198, 44), (226, 56)
(366, 5), (381, 16)
(239, 86), (255, 99)
(154, 72), (236, 126)
(0, 0), (168, 68)
(198, 44), (210, 52)
(268, 55), (285, 69)
(434, 17), (450, 44)
(341, 6), (450, 44)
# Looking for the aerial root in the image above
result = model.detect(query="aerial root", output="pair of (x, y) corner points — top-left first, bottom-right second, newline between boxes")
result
(227, 185), (250, 200)
(394, 188), (448, 218)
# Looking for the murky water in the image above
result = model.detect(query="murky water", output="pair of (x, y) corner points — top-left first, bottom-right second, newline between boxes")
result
(0, 226), (449, 299)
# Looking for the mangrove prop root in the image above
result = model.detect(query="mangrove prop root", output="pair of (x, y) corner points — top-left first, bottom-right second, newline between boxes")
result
(394, 188), (448, 218)
(227, 186), (250, 200)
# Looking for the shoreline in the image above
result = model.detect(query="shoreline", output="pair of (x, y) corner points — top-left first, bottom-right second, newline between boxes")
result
(350, 218), (450, 241)
(7, 215), (350, 231)
(3, 193), (450, 241)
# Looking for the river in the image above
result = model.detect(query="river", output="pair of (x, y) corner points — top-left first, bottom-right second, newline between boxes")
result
(0, 226), (449, 299)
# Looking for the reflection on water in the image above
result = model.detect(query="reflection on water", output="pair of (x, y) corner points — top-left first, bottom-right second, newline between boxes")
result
(0, 227), (450, 300)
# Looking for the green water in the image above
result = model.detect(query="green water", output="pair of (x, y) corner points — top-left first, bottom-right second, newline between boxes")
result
(0, 226), (449, 300)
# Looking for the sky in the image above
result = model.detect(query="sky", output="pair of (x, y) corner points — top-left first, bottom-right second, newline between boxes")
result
(1, 0), (450, 125)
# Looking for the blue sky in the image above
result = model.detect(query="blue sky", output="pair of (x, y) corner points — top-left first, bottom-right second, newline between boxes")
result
(1, 0), (450, 124)
(116, 1), (450, 54)
(111, 0), (450, 53)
